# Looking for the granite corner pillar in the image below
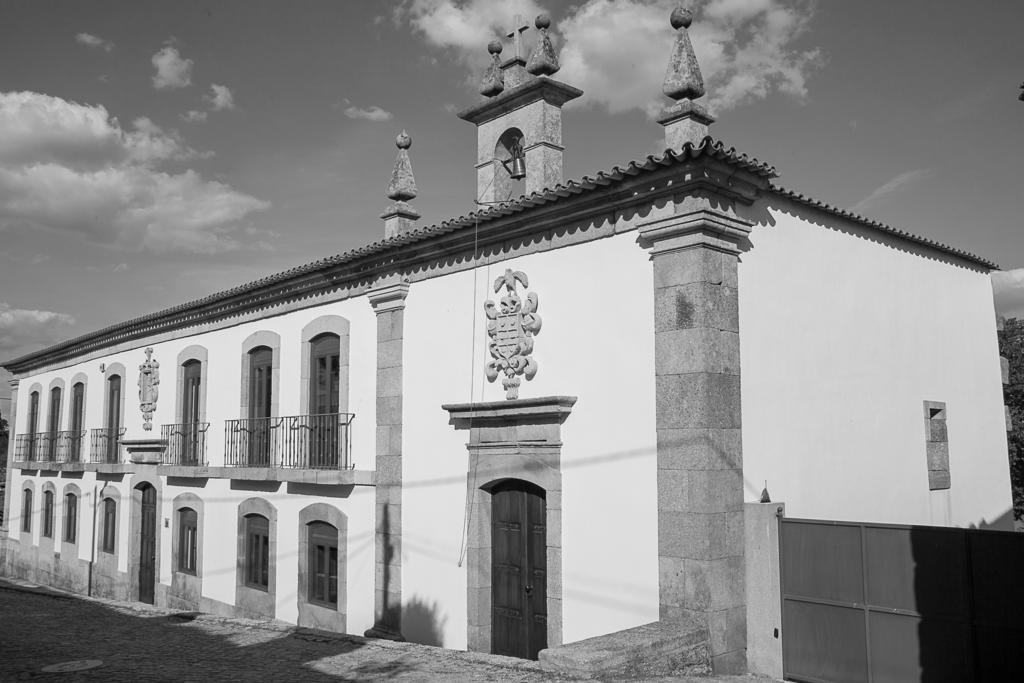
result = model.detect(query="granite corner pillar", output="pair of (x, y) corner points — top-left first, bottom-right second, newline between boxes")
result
(638, 196), (752, 674)
(364, 276), (409, 641)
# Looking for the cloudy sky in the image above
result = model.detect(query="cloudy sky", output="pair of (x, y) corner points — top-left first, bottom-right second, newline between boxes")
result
(1, 0), (1023, 405)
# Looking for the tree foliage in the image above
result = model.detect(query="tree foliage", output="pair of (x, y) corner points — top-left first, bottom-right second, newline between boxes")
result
(998, 318), (1024, 522)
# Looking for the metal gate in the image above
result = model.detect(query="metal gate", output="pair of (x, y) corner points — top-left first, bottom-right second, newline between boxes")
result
(780, 517), (1024, 682)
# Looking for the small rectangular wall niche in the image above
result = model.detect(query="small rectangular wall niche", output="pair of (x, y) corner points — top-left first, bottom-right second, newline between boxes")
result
(924, 400), (950, 490)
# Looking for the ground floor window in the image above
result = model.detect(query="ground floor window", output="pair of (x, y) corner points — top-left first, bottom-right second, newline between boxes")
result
(42, 491), (54, 538)
(102, 498), (116, 553)
(63, 493), (78, 543)
(21, 490), (32, 533)
(307, 522), (338, 606)
(245, 514), (270, 590)
(178, 507), (198, 574)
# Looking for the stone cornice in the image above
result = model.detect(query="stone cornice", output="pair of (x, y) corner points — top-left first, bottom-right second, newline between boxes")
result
(457, 77), (583, 124)
(367, 278), (410, 313)
(637, 209), (754, 256)
(442, 395), (577, 428)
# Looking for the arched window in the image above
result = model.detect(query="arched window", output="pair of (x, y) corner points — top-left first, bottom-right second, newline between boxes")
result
(101, 498), (117, 553)
(247, 347), (273, 466)
(244, 513), (270, 590)
(47, 386), (62, 460)
(309, 334), (340, 416)
(21, 489), (32, 533)
(42, 490), (54, 538)
(178, 507), (198, 574)
(64, 492), (78, 543)
(105, 374), (122, 463)
(307, 521), (339, 606)
(27, 391), (40, 459)
(70, 382), (86, 462)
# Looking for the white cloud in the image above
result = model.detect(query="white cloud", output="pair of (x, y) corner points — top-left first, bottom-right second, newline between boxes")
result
(151, 46), (193, 89)
(344, 105), (394, 122)
(0, 303), (76, 354)
(852, 169), (932, 212)
(76, 32), (114, 52)
(401, 0), (821, 116)
(181, 109), (208, 123)
(402, 0), (545, 61)
(205, 84), (235, 111)
(993, 269), (1024, 320)
(0, 91), (268, 253)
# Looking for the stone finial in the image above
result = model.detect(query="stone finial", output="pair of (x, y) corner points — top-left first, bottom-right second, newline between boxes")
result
(386, 131), (417, 201)
(480, 40), (505, 97)
(382, 131), (420, 238)
(663, 7), (704, 100)
(526, 15), (560, 76)
(657, 6), (715, 149)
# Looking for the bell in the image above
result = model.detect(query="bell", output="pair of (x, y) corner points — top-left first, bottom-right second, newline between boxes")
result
(506, 153), (527, 180)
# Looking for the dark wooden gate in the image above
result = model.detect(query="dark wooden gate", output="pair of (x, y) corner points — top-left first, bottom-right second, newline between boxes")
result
(491, 480), (547, 660)
(138, 484), (157, 604)
(781, 517), (1024, 682)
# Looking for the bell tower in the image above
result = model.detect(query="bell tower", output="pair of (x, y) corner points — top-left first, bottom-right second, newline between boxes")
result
(457, 14), (582, 204)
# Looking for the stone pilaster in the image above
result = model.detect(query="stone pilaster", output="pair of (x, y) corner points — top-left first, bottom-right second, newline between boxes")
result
(2, 379), (18, 531)
(364, 277), (409, 640)
(638, 197), (752, 674)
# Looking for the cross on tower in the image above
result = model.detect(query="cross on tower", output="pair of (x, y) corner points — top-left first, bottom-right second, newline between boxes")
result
(506, 14), (530, 61)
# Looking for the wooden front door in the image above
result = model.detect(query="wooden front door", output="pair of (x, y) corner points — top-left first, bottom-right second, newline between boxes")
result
(138, 484), (157, 604)
(491, 480), (547, 660)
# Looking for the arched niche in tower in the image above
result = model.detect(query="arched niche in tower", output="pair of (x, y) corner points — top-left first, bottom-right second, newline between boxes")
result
(493, 127), (526, 202)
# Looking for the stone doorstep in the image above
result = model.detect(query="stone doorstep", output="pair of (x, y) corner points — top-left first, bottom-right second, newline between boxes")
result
(538, 620), (710, 679)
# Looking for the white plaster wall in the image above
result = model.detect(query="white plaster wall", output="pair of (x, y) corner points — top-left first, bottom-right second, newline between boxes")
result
(403, 230), (659, 649)
(739, 200), (1012, 529)
(5, 295), (381, 627)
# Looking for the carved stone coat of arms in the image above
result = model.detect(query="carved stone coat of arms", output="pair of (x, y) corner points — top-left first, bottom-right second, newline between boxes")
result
(484, 269), (542, 399)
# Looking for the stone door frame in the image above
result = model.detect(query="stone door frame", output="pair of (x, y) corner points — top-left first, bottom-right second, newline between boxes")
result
(442, 395), (575, 656)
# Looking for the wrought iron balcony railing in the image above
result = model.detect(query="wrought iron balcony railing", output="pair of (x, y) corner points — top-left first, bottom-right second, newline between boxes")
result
(90, 427), (126, 464)
(14, 433), (47, 462)
(224, 413), (354, 470)
(54, 430), (87, 463)
(12, 431), (84, 463)
(161, 422), (210, 466)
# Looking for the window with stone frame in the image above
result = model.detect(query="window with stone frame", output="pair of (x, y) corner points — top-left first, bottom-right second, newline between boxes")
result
(307, 521), (339, 607)
(245, 514), (270, 590)
(42, 490), (54, 538)
(178, 507), (198, 574)
(21, 489), (32, 533)
(101, 498), (117, 553)
(64, 493), (78, 543)
(27, 391), (40, 459)
(47, 386), (62, 460)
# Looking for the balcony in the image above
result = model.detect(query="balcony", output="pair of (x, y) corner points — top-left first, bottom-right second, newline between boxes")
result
(13, 431), (87, 466)
(90, 428), (126, 464)
(160, 422), (210, 466)
(224, 413), (355, 471)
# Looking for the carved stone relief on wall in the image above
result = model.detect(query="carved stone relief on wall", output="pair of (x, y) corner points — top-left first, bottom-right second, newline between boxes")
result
(138, 347), (160, 431)
(484, 269), (542, 400)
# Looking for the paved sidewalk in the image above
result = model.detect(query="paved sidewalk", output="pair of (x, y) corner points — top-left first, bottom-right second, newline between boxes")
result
(0, 577), (770, 682)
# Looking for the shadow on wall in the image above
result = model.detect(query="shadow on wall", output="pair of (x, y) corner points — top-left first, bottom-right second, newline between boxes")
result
(402, 595), (447, 647)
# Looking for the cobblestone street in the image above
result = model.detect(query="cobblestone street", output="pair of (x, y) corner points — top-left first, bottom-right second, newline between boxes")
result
(0, 578), (771, 682)
(0, 578), (574, 682)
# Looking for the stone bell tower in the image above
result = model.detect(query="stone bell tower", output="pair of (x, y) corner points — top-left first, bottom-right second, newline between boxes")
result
(457, 14), (582, 204)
